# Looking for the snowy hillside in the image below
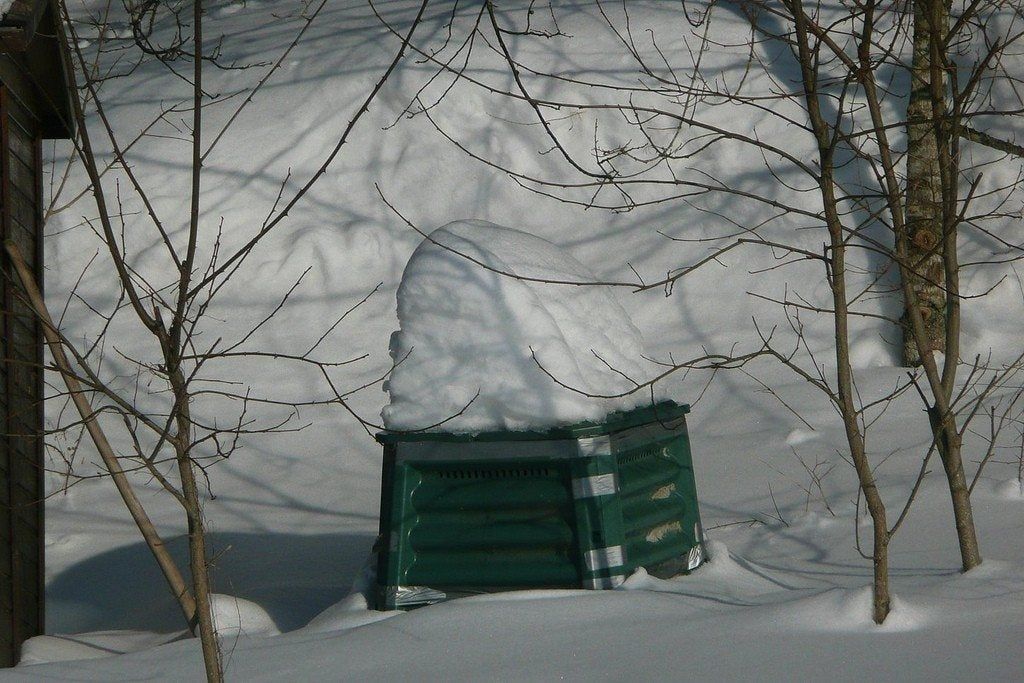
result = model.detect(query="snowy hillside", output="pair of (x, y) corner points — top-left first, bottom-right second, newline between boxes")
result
(11, 0), (1024, 679)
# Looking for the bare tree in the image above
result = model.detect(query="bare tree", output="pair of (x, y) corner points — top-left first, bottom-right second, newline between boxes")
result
(11, 0), (431, 679)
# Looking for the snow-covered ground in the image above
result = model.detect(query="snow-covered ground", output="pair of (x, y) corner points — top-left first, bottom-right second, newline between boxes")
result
(11, 0), (1024, 679)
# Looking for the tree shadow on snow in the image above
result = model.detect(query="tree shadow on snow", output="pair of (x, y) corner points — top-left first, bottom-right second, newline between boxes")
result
(46, 531), (377, 635)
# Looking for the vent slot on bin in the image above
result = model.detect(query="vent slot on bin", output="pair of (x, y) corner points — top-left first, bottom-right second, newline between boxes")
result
(429, 466), (558, 481)
(618, 446), (661, 466)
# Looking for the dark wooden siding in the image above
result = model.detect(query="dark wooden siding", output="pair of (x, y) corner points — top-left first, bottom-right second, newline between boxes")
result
(0, 84), (44, 666)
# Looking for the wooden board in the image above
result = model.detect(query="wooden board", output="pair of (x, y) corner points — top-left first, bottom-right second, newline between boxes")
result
(0, 83), (44, 667)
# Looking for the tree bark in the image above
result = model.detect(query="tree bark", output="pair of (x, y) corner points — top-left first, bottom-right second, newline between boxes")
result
(155, 308), (223, 683)
(901, 0), (948, 366)
(904, 0), (983, 572)
(173, 407), (221, 682)
(929, 408), (983, 570)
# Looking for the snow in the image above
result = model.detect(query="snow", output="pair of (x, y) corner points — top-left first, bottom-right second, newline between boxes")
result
(13, 0), (1024, 680)
(383, 220), (660, 432)
(18, 631), (187, 667)
(992, 478), (1024, 500)
(11, 525), (1024, 680)
(208, 595), (279, 639)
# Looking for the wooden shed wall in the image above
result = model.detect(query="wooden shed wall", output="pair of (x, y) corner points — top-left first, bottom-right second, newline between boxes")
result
(0, 83), (44, 666)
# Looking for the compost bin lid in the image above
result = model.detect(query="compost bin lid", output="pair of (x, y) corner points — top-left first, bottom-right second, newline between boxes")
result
(375, 400), (689, 445)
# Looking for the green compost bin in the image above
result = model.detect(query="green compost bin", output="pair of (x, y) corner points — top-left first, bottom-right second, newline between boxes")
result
(373, 400), (706, 610)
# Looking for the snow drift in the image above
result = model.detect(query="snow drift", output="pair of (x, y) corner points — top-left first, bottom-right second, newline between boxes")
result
(382, 220), (661, 432)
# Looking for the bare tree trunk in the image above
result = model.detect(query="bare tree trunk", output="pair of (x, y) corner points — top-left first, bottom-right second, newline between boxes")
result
(929, 406), (982, 570)
(164, 337), (222, 682)
(174, 435), (221, 680)
(867, 484), (891, 622)
(788, 0), (891, 622)
(830, 183), (891, 623)
(159, 1), (222, 676)
(905, 0), (983, 572)
(902, 0), (948, 365)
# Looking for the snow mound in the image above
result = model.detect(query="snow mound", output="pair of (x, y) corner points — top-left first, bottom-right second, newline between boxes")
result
(210, 594), (279, 638)
(755, 587), (930, 633)
(302, 558), (400, 634)
(302, 594), (398, 634)
(994, 478), (1024, 500)
(382, 220), (661, 432)
(19, 630), (187, 666)
(621, 541), (783, 601)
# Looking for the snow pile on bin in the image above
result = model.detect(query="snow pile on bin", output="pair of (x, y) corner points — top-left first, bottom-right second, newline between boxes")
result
(383, 220), (662, 432)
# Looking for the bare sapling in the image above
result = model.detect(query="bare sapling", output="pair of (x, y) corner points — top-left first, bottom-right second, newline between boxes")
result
(33, 0), (432, 679)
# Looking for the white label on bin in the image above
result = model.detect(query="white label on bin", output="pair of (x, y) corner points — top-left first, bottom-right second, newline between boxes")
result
(573, 474), (618, 498)
(585, 545), (625, 571)
(576, 435), (612, 457)
(584, 574), (626, 590)
(687, 543), (704, 571)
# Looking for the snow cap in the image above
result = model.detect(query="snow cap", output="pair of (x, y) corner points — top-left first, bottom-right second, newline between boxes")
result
(382, 220), (662, 432)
